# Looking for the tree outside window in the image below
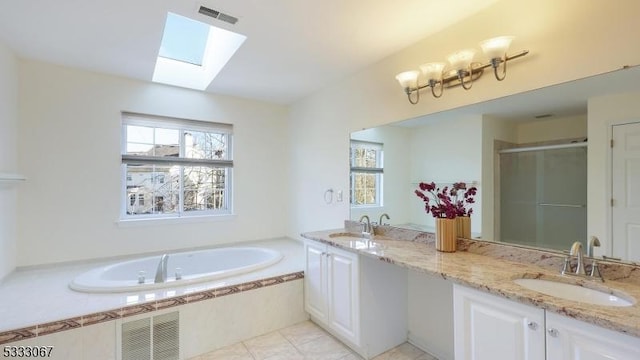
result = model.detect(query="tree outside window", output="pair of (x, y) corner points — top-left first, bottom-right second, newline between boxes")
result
(121, 113), (233, 219)
(350, 141), (383, 207)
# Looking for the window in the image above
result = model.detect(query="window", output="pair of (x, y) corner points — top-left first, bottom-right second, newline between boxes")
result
(158, 12), (210, 66)
(350, 140), (383, 207)
(152, 12), (247, 90)
(122, 112), (233, 219)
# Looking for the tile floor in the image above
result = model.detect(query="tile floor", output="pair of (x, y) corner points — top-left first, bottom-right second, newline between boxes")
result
(188, 320), (438, 360)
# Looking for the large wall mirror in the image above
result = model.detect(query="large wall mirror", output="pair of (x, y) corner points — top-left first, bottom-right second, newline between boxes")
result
(350, 65), (640, 263)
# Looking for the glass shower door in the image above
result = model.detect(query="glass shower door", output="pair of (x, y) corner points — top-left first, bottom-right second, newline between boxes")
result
(500, 146), (587, 251)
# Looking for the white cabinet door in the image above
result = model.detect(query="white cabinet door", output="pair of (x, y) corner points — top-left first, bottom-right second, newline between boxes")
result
(327, 246), (360, 346)
(546, 312), (640, 360)
(304, 241), (328, 323)
(304, 242), (360, 346)
(454, 285), (545, 360)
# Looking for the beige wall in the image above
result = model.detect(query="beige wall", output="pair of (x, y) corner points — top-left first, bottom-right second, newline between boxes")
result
(408, 116), (483, 232)
(288, 0), (640, 240)
(7, 0), (640, 267)
(517, 114), (587, 144)
(17, 60), (290, 267)
(0, 39), (18, 279)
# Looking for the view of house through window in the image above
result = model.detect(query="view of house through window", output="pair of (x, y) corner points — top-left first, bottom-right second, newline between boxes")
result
(121, 113), (233, 218)
(350, 140), (383, 206)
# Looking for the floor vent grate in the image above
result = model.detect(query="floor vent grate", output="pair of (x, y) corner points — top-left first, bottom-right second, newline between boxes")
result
(120, 311), (179, 360)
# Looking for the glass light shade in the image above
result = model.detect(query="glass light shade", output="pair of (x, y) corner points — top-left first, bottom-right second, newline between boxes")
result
(447, 49), (476, 71)
(419, 62), (446, 81)
(480, 36), (514, 60)
(395, 70), (420, 89)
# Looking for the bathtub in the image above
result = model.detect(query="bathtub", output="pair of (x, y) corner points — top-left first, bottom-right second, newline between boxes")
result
(69, 247), (283, 293)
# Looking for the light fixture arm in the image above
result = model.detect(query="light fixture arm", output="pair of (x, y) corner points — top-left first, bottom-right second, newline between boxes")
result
(416, 50), (527, 90)
(492, 56), (508, 81)
(449, 49), (527, 87)
(429, 79), (444, 98)
(396, 48), (529, 104)
(405, 87), (419, 104)
(458, 67), (473, 90)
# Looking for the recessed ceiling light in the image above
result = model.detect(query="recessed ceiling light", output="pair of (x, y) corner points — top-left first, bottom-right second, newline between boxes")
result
(152, 12), (246, 90)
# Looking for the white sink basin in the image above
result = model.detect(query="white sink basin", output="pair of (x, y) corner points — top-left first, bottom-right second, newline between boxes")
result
(328, 232), (387, 250)
(513, 278), (636, 307)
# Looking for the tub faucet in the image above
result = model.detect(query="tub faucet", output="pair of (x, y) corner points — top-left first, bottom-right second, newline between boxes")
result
(154, 254), (169, 283)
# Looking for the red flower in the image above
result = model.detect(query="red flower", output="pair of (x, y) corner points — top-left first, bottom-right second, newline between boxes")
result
(414, 182), (477, 219)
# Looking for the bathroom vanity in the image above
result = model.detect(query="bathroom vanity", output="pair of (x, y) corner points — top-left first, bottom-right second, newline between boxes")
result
(304, 239), (408, 358)
(454, 284), (640, 360)
(301, 227), (640, 360)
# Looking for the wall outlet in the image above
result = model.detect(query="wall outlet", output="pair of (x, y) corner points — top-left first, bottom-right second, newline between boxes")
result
(337, 190), (343, 202)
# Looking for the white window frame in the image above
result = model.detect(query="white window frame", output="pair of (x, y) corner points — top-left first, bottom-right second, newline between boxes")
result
(350, 140), (384, 207)
(120, 112), (233, 220)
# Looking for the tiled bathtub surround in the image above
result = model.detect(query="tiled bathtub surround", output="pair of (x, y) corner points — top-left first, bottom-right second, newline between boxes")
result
(305, 226), (640, 338)
(0, 238), (303, 345)
(0, 272), (303, 345)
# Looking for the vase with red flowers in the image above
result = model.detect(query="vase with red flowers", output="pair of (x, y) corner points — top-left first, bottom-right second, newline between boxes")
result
(415, 182), (477, 252)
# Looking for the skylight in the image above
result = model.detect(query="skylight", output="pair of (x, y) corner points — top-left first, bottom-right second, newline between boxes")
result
(158, 13), (209, 66)
(152, 12), (246, 90)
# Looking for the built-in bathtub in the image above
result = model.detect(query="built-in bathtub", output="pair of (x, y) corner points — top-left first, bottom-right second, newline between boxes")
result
(70, 246), (283, 293)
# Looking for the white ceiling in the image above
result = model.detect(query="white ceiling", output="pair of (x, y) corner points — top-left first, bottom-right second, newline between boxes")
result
(0, 0), (500, 105)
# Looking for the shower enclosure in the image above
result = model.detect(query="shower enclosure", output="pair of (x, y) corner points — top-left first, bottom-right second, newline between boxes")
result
(499, 142), (587, 251)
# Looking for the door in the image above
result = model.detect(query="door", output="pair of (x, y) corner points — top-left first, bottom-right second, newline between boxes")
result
(453, 285), (545, 360)
(327, 246), (360, 346)
(612, 122), (640, 261)
(304, 241), (328, 322)
(499, 145), (587, 251)
(546, 312), (640, 359)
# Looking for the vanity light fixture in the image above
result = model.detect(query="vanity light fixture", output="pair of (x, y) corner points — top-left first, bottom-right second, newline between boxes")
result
(395, 36), (528, 104)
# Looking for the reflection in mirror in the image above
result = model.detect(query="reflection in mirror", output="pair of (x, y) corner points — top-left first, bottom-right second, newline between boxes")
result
(350, 65), (640, 263)
(350, 127), (411, 227)
(497, 133), (587, 251)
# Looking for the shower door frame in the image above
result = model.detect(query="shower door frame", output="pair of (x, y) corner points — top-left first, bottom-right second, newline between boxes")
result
(497, 142), (587, 250)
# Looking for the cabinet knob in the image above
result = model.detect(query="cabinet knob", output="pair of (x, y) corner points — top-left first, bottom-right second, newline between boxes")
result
(547, 328), (559, 337)
(527, 321), (538, 330)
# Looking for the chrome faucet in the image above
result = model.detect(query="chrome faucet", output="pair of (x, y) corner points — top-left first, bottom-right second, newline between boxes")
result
(562, 241), (603, 281)
(568, 241), (587, 275)
(587, 236), (601, 258)
(154, 254), (169, 283)
(359, 215), (371, 235)
(379, 213), (390, 226)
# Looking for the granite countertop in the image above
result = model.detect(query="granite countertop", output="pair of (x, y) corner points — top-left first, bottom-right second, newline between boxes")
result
(301, 228), (640, 338)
